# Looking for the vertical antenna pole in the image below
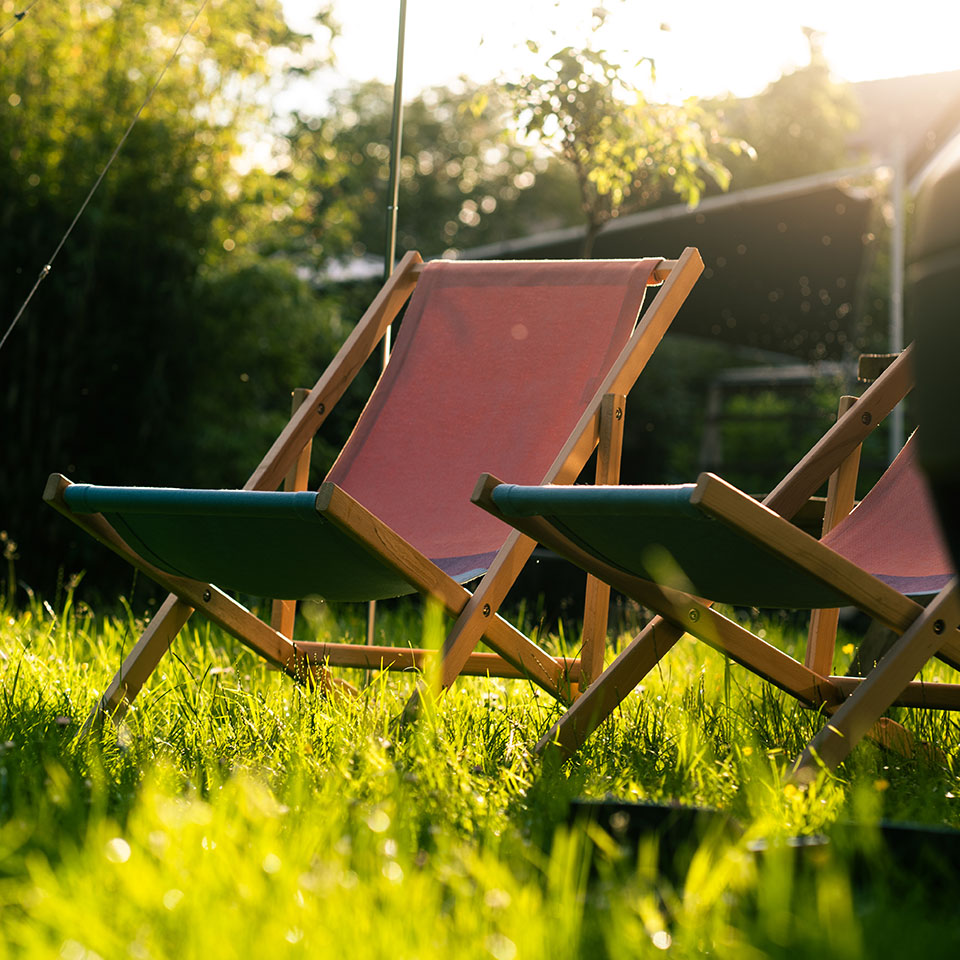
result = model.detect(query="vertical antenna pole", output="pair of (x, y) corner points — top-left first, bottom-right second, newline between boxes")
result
(369, 0), (408, 651)
(382, 0), (408, 363)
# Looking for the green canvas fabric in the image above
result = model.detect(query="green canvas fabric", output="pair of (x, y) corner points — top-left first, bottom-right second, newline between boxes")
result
(489, 483), (852, 609)
(63, 485), (417, 601)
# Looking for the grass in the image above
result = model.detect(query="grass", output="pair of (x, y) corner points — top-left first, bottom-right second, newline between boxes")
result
(1, 589), (959, 958)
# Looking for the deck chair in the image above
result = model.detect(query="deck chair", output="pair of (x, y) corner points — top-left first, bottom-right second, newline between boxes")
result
(44, 249), (704, 726)
(473, 345), (960, 777)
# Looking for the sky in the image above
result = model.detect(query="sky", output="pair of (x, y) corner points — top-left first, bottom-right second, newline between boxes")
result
(280, 0), (960, 107)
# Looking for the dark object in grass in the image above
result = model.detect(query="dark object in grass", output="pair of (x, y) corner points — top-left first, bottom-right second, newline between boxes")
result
(569, 799), (739, 881)
(570, 799), (960, 894)
(829, 820), (960, 896)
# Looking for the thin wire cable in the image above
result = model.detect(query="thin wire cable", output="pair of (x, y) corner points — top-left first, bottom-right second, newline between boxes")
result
(0, 0), (43, 39)
(0, 0), (209, 355)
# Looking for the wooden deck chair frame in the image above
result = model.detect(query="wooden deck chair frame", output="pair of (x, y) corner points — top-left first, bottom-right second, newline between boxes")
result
(45, 248), (704, 729)
(472, 345), (960, 776)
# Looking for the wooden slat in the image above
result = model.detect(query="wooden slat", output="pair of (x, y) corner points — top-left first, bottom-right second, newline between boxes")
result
(81, 594), (194, 730)
(794, 580), (960, 779)
(580, 393), (626, 689)
(692, 473), (922, 634)
(435, 530), (540, 687)
(247, 251), (422, 493)
(805, 395), (861, 674)
(271, 387), (314, 640)
(408, 259), (679, 283)
(315, 482), (570, 701)
(428, 249), (704, 709)
(536, 617), (687, 756)
(295, 642), (580, 680)
(542, 249), (704, 489)
(826, 675), (960, 710)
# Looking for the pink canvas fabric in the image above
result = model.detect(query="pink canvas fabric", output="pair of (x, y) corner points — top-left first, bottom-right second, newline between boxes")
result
(326, 258), (659, 580)
(822, 433), (955, 595)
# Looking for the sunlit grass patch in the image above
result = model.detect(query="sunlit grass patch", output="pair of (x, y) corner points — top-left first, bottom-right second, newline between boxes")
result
(1, 594), (959, 957)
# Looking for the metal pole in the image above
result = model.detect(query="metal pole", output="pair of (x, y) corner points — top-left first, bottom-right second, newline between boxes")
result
(368, 0), (407, 650)
(382, 0), (407, 359)
(889, 144), (906, 463)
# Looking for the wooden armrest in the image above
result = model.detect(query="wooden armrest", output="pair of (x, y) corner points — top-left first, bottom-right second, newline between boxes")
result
(692, 472), (921, 634)
(410, 259), (678, 284)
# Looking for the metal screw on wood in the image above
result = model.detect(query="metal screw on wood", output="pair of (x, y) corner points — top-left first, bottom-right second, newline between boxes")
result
(482, 603), (491, 617)
(861, 412), (872, 425)
(934, 619), (945, 635)
(202, 589), (212, 603)
(615, 408), (623, 420)
(317, 403), (325, 415)
(688, 608), (700, 622)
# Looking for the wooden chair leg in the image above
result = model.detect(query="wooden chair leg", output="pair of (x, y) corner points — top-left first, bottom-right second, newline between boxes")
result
(805, 395), (861, 675)
(270, 388), (313, 639)
(805, 388), (916, 759)
(793, 580), (960, 780)
(82, 594), (194, 732)
(538, 615), (686, 758)
(579, 393), (626, 692)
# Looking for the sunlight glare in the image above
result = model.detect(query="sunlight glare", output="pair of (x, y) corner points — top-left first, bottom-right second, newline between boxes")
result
(282, 0), (960, 106)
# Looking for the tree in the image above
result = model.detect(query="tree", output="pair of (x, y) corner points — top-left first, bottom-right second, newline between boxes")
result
(0, 0), (340, 595)
(708, 29), (860, 190)
(275, 79), (584, 264)
(508, 46), (749, 256)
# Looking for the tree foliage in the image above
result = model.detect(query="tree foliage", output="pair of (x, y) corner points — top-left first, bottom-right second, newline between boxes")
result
(0, 0), (344, 593)
(275, 79), (583, 264)
(709, 29), (860, 189)
(508, 46), (750, 255)
(0, 3), (870, 599)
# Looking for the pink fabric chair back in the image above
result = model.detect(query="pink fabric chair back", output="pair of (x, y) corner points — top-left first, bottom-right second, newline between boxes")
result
(326, 259), (658, 579)
(822, 433), (955, 595)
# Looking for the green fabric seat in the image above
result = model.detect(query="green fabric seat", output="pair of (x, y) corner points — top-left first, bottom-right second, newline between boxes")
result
(489, 482), (855, 609)
(63, 484), (417, 601)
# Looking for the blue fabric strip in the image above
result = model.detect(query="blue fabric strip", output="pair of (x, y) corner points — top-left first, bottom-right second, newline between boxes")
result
(491, 483), (701, 518)
(64, 485), (322, 522)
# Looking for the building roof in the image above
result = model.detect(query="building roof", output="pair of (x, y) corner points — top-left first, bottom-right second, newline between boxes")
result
(460, 165), (882, 362)
(334, 71), (960, 361)
(850, 70), (960, 181)
(455, 71), (960, 361)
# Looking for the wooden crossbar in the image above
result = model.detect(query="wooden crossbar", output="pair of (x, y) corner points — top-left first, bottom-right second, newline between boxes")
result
(408, 259), (680, 283)
(293, 642), (581, 680)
